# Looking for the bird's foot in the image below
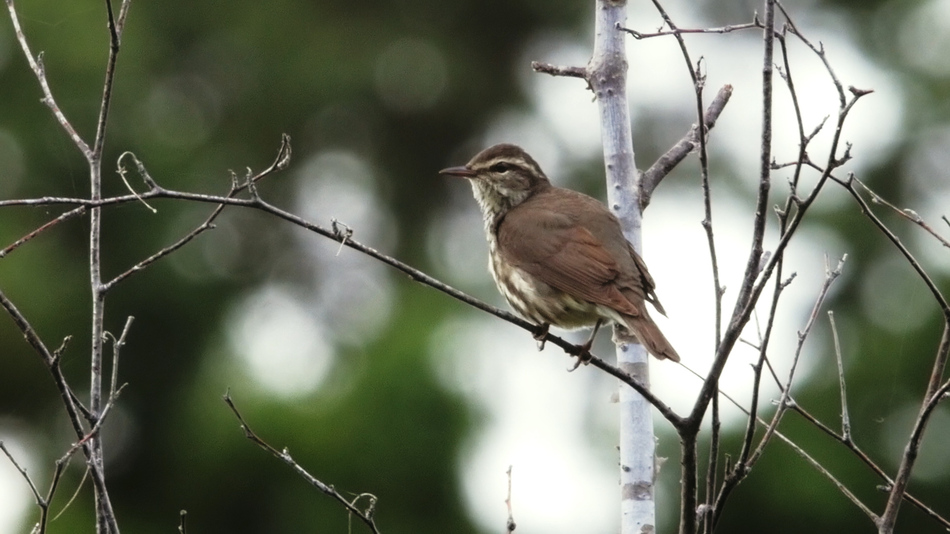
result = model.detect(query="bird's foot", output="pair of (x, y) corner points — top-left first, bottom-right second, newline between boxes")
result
(567, 319), (602, 372)
(533, 323), (550, 351)
(567, 349), (593, 372)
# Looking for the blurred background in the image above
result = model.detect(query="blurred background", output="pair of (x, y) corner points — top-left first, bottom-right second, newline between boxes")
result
(1, 0), (948, 532)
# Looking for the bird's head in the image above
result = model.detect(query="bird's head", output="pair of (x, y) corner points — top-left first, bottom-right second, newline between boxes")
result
(440, 143), (550, 218)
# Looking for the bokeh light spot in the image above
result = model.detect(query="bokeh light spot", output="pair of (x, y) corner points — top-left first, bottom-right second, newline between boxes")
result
(228, 286), (335, 398)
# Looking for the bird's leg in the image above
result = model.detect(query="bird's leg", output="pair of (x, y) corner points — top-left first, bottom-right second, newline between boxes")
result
(533, 323), (550, 351)
(568, 319), (602, 372)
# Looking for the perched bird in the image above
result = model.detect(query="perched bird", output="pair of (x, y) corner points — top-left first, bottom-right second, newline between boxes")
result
(440, 143), (679, 362)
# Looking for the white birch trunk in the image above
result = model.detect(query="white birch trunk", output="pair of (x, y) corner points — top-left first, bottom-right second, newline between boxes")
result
(589, 1), (657, 532)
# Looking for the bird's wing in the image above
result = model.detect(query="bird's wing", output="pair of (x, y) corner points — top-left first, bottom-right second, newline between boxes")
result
(625, 240), (666, 316)
(497, 204), (647, 318)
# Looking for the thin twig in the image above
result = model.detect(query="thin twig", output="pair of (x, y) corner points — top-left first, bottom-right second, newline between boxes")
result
(828, 311), (851, 441)
(713, 258), (837, 526)
(60, 383), (128, 462)
(57, 316), (132, 463)
(529, 61), (588, 81)
(748, 255), (846, 467)
(841, 175), (949, 315)
(0, 291), (118, 534)
(0, 206), (88, 259)
(711, 262), (792, 527)
(753, 300), (950, 531)
(677, 364), (879, 524)
(852, 179), (950, 250)
(103, 135), (290, 292)
(4, 0), (91, 156)
(879, 324), (950, 531)
(777, 1), (847, 108)
(784, 403), (950, 529)
(1, 132), (289, 209)
(639, 84), (733, 210)
(2, 439), (73, 534)
(109, 317), (134, 398)
(639, 4), (722, 530)
(620, 17), (763, 39)
(51, 460), (86, 523)
(775, 32), (809, 209)
(41, 459), (70, 533)
(771, 428), (877, 522)
(505, 466), (516, 533)
(102, 204), (217, 291)
(91, 0), (132, 158)
(1, 441), (44, 509)
(223, 392), (382, 534)
(691, 24), (872, 438)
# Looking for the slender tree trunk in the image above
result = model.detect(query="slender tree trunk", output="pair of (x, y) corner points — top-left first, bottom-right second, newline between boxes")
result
(589, 1), (656, 532)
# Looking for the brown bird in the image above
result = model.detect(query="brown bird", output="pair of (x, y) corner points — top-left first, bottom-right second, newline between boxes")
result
(440, 143), (679, 362)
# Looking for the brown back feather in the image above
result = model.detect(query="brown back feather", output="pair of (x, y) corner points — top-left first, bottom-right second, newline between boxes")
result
(496, 186), (661, 318)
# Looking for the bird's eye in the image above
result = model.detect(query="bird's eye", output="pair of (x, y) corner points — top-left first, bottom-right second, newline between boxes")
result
(490, 162), (511, 173)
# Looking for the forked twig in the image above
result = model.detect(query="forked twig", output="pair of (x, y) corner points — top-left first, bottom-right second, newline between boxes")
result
(676, 363), (878, 524)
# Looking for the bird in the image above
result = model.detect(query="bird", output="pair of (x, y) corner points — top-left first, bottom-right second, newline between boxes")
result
(440, 143), (679, 362)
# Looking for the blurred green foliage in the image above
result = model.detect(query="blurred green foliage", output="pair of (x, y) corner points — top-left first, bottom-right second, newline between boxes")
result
(1, 0), (949, 533)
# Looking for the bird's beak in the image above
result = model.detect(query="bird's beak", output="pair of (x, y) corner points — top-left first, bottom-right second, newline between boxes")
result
(439, 166), (476, 178)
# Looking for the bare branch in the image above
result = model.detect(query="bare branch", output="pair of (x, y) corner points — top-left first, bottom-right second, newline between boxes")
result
(771, 429), (877, 523)
(529, 61), (588, 81)
(748, 255), (846, 466)
(777, 1), (846, 108)
(620, 17), (763, 39)
(0, 289), (119, 533)
(691, 27), (873, 444)
(224, 392), (382, 534)
(680, 364), (948, 528)
(852, 179), (950, 250)
(880, 324), (950, 531)
(0, 207), (88, 259)
(841, 175), (949, 315)
(505, 466), (516, 533)
(4, 0), (91, 156)
(92, 0), (133, 158)
(713, 255), (846, 526)
(787, 402), (950, 529)
(1, 441), (44, 511)
(1, 439), (73, 534)
(102, 136), (290, 291)
(640, 84), (733, 210)
(775, 33), (809, 201)
(101, 203), (220, 292)
(828, 311), (851, 441)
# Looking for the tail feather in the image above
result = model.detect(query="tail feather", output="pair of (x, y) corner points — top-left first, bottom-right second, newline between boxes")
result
(615, 311), (680, 362)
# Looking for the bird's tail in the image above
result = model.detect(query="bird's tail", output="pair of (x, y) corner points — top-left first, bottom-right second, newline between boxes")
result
(615, 311), (680, 362)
